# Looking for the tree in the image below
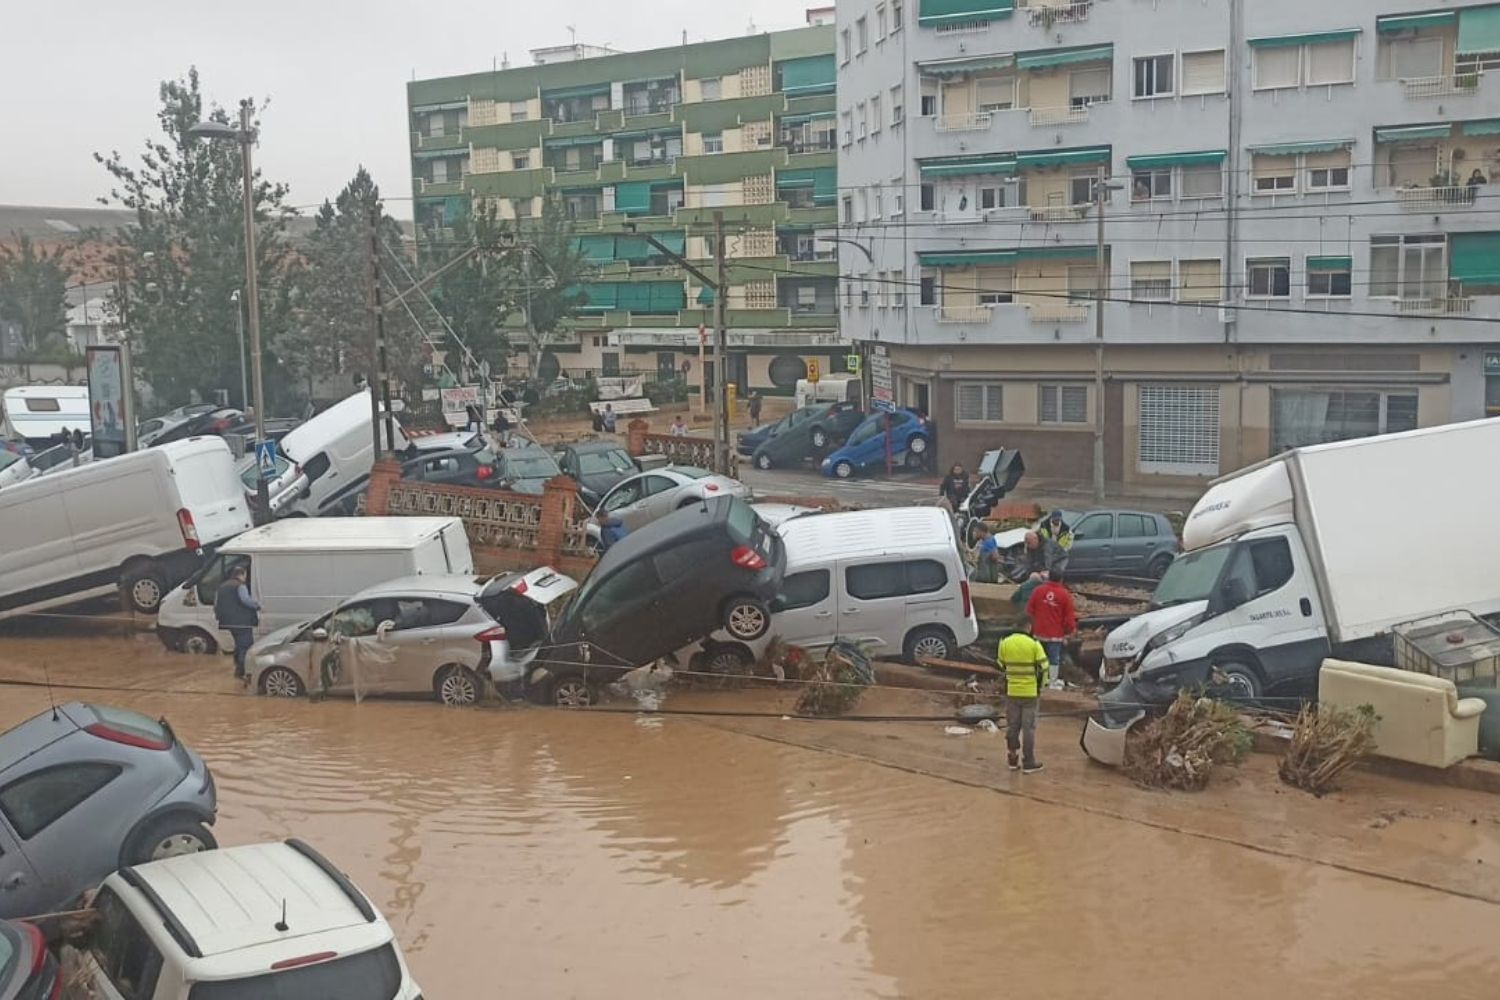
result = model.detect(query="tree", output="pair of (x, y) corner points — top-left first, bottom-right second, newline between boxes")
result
(414, 198), (518, 377)
(509, 197), (592, 377)
(96, 69), (298, 410)
(0, 233), (70, 354)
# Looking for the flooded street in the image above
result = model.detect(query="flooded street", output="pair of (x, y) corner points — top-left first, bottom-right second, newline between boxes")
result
(4, 626), (1500, 997)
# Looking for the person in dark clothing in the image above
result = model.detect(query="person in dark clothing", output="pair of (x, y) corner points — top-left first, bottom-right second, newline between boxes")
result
(214, 564), (261, 682)
(939, 464), (970, 510)
(747, 391), (763, 425)
(595, 510), (627, 551)
(1023, 530), (1067, 580)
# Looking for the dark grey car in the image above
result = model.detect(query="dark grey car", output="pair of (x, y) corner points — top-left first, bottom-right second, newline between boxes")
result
(1060, 509), (1180, 578)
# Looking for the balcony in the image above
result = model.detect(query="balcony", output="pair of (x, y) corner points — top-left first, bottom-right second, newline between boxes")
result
(1397, 185), (1479, 209)
(1393, 296), (1474, 315)
(1029, 105), (1091, 127)
(936, 112), (993, 132)
(1400, 71), (1485, 99)
(936, 305), (993, 324)
(1020, 0), (1093, 26)
(413, 131), (465, 152)
(1028, 204), (1090, 222)
(1027, 301), (1091, 323)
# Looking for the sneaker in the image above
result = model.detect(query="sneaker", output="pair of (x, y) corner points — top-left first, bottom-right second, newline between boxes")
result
(1023, 761), (1045, 774)
(1007, 752), (1020, 771)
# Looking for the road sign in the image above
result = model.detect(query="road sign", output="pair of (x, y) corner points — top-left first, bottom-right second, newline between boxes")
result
(845, 354), (861, 375)
(255, 439), (279, 481)
(806, 358), (821, 383)
(872, 398), (897, 413)
(869, 352), (893, 404)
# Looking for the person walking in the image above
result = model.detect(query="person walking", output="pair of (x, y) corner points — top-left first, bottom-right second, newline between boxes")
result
(939, 463), (970, 511)
(747, 391), (763, 426)
(215, 564), (260, 683)
(1026, 573), (1077, 690)
(998, 616), (1050, 774)
(600, 403), (617, 434)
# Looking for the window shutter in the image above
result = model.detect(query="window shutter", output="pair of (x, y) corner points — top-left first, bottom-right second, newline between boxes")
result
(1069, 67), (1112, 101)
(1178, 259), (1222, 302)
(1181, 50), (1226, 94)
(1254, 47), (1300, 88)
(1038, 386), (1058, 423)
(1306, 40), (1355, 84)
(1061, 386), (1088, 423)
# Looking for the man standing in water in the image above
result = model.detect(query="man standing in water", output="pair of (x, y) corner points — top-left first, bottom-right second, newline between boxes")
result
(215, 564), (260, 684)
(998, 615), (1050, 774)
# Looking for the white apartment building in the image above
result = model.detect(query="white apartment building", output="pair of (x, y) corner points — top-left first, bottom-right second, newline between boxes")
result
(836, 0), (1500, 488)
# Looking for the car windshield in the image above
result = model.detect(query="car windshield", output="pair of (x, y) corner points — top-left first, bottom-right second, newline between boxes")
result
(578, 450), (634, 475)
(187, 944), (402, 1000)
(240, 454), (291, 490)
(1153, 544), (1235, 607)
(0, 450), (19, 472)
(674, 466), (712, 480)
(506, 455), (557, 478)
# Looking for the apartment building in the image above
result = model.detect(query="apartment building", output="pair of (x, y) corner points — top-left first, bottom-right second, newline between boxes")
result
(837, 0), (1500, 488)
(406, 26), (848, 394)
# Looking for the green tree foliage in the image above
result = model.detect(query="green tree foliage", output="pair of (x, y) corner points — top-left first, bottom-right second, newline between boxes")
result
(509, 197), (592, 375)
(0, 233), (70, 354)
(96, 68), (297, 410)
(413, 198), (517, 376)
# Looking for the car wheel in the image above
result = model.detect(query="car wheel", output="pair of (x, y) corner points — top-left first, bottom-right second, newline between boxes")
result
(833, 460), (854, 479)
(181, 629), (217, 655)
(723, 596), (771, 640)
(551, 674), (597, 708)
(699, 644), (754, 674)
(120, 565), (167, 614)
(128, 817), (218, 865)
(755, 451), (774, 470)
(907, 435), (929, 454)
(904, 449), (926, 471)
(259, 666), (305, 698)
(435, 665), (483, 706)
(811, 428), (829, 449)
(904, 626), (955, 663)
(1214, 661), (1263, 701)
(1147, 553), (1174, 579)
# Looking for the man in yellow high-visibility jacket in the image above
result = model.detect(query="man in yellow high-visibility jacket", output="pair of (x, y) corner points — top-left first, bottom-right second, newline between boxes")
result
(998, 616), (1051, 774)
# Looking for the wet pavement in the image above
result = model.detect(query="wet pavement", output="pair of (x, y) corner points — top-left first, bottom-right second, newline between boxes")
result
(4, 621), (1500, 998)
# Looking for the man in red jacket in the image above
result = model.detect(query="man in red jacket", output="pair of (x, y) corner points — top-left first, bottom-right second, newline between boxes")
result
(1025, 573), (1077, 690)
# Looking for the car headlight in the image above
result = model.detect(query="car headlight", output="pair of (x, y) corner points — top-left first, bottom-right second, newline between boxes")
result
(1143, 615), (1205, 659)
(820, 457), (832, 468)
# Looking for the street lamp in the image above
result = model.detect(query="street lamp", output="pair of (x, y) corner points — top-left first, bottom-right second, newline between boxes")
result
(1092, 172), (1126, 505)
(188, 102), (268, 523)
(229, 290), (248, 411)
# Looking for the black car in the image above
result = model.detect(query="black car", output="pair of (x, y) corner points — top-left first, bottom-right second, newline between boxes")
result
(498, 445), (561, 495)
(555, 441), (638, 504)
(531, 495), (785, 706)
(150, 407), (245, 447)
(400, 447), (504, 488)
(750, 401), (865, 470)
(0, 919), (61, 999)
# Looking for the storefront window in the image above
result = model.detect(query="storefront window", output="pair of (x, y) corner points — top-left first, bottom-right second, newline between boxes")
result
(1271, 389), (1418, 453)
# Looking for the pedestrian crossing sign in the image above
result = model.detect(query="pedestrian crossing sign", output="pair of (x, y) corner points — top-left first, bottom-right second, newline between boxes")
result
(846, 354), (861, 375)
(255, 440), (278, 481)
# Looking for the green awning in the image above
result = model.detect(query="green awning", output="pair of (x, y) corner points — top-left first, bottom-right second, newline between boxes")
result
(1463, 119), (1500, 136)
(779, 111), (836, 127)
(1458, 5), (1500, 54)
(1306, 255), (1352, 272)
(1377, 11), (1458, 34)
(918, 0), (1014, 26)
(777, 167), (836, 204)
(1015, 45), (1113, 70)
(1248, 138), (1355, 155)
(1015, 146), (1111, 169)
(1374, 124), (1453, 143)
(697, 287), (715, 305)
(613, 181), (652, 214)
(1125, 150), (1227, 170)
(1249, 29), (1361, 48)
(543, 134), (605, 149)
(1450, 232), (1500, 286)
(649, 232), (686, 257)
(573, 235), (617, 262)
(919, 55), (1016, 77)
(918, 245), (1094, 267)
(614, 281), (686, 312)
(541, 83), (611, 100)
(1017, 245), (1096, 262)
(778, 55), (837, 96)
(578, 284), (617, 311)
(919, 155), (1017, 177)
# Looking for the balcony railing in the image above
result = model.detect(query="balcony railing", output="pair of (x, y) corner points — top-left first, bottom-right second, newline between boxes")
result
(936, 305), (993, 323)
(1028, 204), (1089, 222)
(1029, 105), (1091, 126)
(1397, 185), (1478, 209)
(1022, 1), (1093, 26)
(936, 111), (994, 132)
(1395, 296), (1474, 315)
(1027, 301), (1090, 323)
(1400, 71), (1484, 99)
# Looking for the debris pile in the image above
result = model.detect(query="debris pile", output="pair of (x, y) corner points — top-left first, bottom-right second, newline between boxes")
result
(795, 642), (874, 717)
(1278, 703), (1378, 796)
(1124, 693), (1252, 790)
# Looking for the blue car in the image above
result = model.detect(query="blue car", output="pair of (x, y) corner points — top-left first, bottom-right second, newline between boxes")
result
(819, 408), (930, 478)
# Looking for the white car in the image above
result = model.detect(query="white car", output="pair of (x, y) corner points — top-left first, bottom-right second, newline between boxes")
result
(589, 466), (750, 542)
(87, 840), (423, 999)
(0, 448), (31, 489)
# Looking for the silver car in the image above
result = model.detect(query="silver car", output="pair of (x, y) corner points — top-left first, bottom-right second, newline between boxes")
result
(591, 466), (751, 540)
(248, 568), (578, 705)
(0, 702), (217, 919)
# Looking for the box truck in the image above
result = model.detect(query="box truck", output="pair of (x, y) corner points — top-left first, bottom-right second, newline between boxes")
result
(1102, 418), (1500, 704)
(155, 516), (474, 653)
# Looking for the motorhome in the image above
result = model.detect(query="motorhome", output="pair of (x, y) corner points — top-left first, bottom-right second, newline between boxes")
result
(1, 385), (89, 446)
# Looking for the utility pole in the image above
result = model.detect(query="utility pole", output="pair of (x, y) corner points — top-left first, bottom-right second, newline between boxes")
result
(237, 102), (270, 523)
(713, 211), (730, 475)
(369, 211), (395, 457)
(1092, 166), (1108, 505)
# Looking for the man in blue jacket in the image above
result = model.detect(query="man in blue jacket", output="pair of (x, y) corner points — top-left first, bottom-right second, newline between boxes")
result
(214, 564), (261, 683)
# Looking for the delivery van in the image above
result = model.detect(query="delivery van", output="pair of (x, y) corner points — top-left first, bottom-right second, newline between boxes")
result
(261, 390), (407, 518)
(155, 516), (474, 653)
(794, 375), (862, 411)
(0, 437), (252, 618)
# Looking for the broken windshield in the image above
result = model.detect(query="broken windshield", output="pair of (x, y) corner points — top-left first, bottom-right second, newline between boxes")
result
(1152, 543), (1234, 607)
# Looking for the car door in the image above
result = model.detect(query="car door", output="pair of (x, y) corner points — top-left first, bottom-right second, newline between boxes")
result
(313, 599), (390, 695)
(600, 476), (648, 528)
(651, 537), (734, 652)
(635, 474), (681, 524)
(0, 814), (43, 918)
(1112, 513), (1156, 574)
(1069, 512), (1114, 574)
(381, 596), (476, 694)
(770, 568), (837, 651)
(577, 558), (665, 665)
(836, 559), (906, 652)
(0, 759), (124, 916)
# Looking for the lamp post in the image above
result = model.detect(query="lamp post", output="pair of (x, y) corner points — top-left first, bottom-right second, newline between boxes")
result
(188, 102), (268, 522)
(1092, 171), (1125, 505)
(229, 289), (248, 410)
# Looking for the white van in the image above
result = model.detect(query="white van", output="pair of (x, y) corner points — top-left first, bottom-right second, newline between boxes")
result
(262, 390), (407, 518)
(156, 516), (474, 653)
(794, 375), (862, 411)
(1, 384), (90, 445)
(88, 839), (422, 1000)
(682, 506), (978, 669)
(0, 437), (251, 618)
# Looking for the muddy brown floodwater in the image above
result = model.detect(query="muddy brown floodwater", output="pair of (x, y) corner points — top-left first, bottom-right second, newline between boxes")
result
(3, 625), (1500, 997)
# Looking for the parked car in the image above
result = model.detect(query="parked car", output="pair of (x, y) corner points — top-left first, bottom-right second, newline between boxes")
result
(555, 440), (638, 505)
(819, 409), (929, 478)
(530, 496), (785, 706)
(88, 839), (422, 999)
(399, 429), (486, 457)
(988, 509), (1179, 580)
(750, 402), (864, 470)
(148, 408), (244, 448)
(0, 703), (217, 920)
(136, 412), (198, 449)
(0, 450), (31, 490)
(497, 445), (561, 494)
(249, 567), (577, 704)
(400, 447), (504, 488)
(0, 918), (61, 998)
(589, 466), (750, 538)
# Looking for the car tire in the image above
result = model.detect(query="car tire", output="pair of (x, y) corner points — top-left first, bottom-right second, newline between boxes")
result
(259, 666), (306, 698)
(181, 629), (217, 655)
(904, 626), (955, 663)
(833, 460), (854, 479)
(755, 451), (774, 470)
(120, 565), (168, 615)
(126, 817), (217, 866)
(435, 664), (483, 706)
(722, 596), (771, 640)
(1147, 553), (1174, 579)
(1214, 660), (1264, 702)
(811, 428), (829, 450)
(907, 435), (929, 455)
(698, 644), (755, 674)
(550, 674), (597, 708)
(904, 449), (926, 471)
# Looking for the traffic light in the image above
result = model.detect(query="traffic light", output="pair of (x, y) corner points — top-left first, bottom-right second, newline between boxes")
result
(806, 358), (821, 383)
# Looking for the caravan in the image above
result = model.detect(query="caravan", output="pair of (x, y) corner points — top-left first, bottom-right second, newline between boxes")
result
(1, 385), (89, 446)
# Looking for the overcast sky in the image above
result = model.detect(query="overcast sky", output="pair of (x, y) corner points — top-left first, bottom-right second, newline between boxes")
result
(6, 0), (820, 219)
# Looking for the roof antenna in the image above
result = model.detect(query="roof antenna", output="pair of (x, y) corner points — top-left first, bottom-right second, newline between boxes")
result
(41, 661), (58, 721)
(275, 899), (289, 932)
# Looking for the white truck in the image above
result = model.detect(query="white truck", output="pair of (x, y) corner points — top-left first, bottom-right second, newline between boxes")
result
(155, 516), (473, 653)
(1103, 418), (1500, 704)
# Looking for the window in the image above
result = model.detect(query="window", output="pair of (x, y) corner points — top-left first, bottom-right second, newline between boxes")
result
(1307, 263), (1352, 298)
(302, 452), (332, 482)
(1039, 385), (1088, 424)
(1306, 39), (1356, 85)
(842, 195), (854, 223)
(1305, 150), (1352, 192)
(845, 560), (947, 600)
(921, 92), (938, 116)
(919, 183), (935, 211)
(1, 762), (121, 839)
(1137, 384), (1221, 476)
(1247, 538), (1295, 595)
(856, 16), (869, 53)
(956, 382), (1003, 422)
(702, 132), (724, 154)
(579, 559), (661, 633)
(980, 186), (999, 210)
(429, 159), (449, 183)
(976, 75), (1016, 111)
(1069, 68), (1111, 107)
(1067, 264), (1098, 301)
(871, 95), (882, 134)
(511, 153), (529, 170)
(1180, 164), (1222, 199)
(1131, 260), (1172, 301)
(1379, 36), (1443, 81)
(890, 85), (904, 124)
(892, 0), (903, 31)
(1075, 512), (1114, 541)
(872, 188), (883, 218)
(796, 285), (818, 311)
(1247, 257), (1291, 298)
(510, 100), (530, 122)
(877, 3), (888, 39)
(919, 275), (937, 305)
(841, 28), (851, 63)
(892, 268), (906, 306)
(1252, 46), (1301, 90)
(701, 77), (721, 102)
(187, 946), (404, 1000)
(857, 101), (868, 139)
(892, 186), (905, 216)
(1251, 153), (1296, 194)
(1253, 38), (1356, 89)
(840, 110), (853, 145)
(1370, 234), (1446, 299)
(1271, 389), (1418, 452)
(779, 570), (831, 610)
(1070, 175), (1099, 206)
(1131, 169), (1171, 201)
(1118, 513), (1155, 539)
(1134, 55), (1175, 98)
(1181, 49), (1226, 95)
(1178, 259), (1222, 302)
(92, 887), (163, 1000)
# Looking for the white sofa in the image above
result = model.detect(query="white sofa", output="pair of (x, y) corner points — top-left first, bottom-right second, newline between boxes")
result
(1318, 659), (1486, 768)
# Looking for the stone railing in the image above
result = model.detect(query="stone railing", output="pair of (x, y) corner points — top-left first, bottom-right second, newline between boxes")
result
(1028, 301), (1091, 323)
(626, 418), (740, 476)
(937, 304), (993, 323)
(1394, 296), (1474, 316)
